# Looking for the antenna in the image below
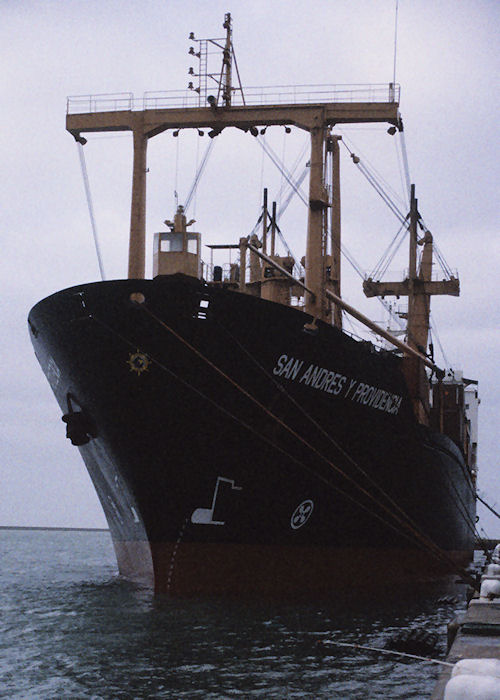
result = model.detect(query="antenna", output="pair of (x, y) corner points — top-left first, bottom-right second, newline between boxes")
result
(393, 0), (399, 86)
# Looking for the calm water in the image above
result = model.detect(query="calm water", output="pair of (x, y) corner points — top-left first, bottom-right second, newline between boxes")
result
(0, 529), (468, 699)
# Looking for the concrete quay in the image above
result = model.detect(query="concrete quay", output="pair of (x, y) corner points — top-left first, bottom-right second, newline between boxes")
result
(431, 547), (500, 699)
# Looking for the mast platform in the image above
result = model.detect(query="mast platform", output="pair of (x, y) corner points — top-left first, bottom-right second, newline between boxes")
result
(67, 85), (400, 137)
(66, 83), (400, 285)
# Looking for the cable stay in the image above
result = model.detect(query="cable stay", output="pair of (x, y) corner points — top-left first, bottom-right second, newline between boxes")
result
(340, 132), (408, 213)
(257, 136), (309, 228)
(188, 118), (454, 358)
(251, 135), (407, 338)
(429, 314), (450, 370)
(251, 204), (299, 268)
(245, 131), (406, 332)
(476, 494), (500, 522)
(433, 240), (455, 280)
(339, 134), (456, 290)
(242, 136), (309, 274)
(334, 138), (459, 363)
(245, 128), (453, 360)
(255, 135), (308, 205)
(339, 138), (407, 225)
(395, 132), (410, 207)
(369, 218), (408, 281)
(399, 129), (412, 202)
(274, 139), (309, 216)
(277, 165), (309, 219)
(77, 142), (106, 281)
(184, 139), (216, 212)
(251, 132), (384, 295)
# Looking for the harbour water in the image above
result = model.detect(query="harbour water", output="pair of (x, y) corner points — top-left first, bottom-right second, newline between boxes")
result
(0, 529), (468, 699)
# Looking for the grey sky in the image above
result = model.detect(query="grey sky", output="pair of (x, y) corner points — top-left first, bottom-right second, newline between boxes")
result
(1, 0), (499, 535)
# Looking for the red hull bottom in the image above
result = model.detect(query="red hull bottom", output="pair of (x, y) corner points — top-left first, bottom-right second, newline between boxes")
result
(114, 540), (472, 598)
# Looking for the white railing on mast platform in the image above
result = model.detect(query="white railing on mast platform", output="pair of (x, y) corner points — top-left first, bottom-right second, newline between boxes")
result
(67, 84), (400, 114)
(66, 93), (134, 114)
(364, 268), (459, 283)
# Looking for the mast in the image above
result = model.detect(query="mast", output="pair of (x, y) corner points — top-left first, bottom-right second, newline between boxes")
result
(363, 184), (459, 422)
(329, 133), (342, 328)
(262, 188), (268, 255)
(304, 120), (328, 320)
(407, 183), (418, 342)
(222, 13), (232, 107)
(128, 125), (148, 278)
(66, 17), (401, 299)
(270, 201), (277, 256)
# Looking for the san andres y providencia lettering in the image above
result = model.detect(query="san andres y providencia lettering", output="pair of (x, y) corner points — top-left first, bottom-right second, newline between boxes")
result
(272, 354), (403, 416)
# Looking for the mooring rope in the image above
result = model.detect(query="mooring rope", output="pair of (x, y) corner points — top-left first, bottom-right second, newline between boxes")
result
(320, 640), (453, 668)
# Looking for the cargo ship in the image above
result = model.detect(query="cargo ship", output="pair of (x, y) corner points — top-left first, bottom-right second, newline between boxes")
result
(28, 15), (478, 596)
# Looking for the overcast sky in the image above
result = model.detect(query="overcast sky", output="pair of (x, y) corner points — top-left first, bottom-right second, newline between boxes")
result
(1, 0), (499, 536)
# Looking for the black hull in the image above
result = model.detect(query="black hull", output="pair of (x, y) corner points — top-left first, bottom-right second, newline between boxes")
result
(28, 275), (476, 595)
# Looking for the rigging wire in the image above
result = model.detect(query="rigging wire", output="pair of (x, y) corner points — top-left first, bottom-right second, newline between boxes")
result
(252, 129), (451, 358)
(89, 312), (428, 549)
(259, 133), (266, 203)
(399, 130), (412, 201)
(86, 297), (479, 586)
(251, 207), (299, 266)
(250, 131), (407, 318)
(277, 165), (309, 217)
(138, 304), (480, 587)
(211, 319), (479, 579)
(174, 131), (180, 210)
(279, 129), (287, 209)
(268, 138), (309, 271)
(429, 313), (450, 368)
(173, 125), (451, 361)
(244, 134), (309, 273)
(477, 494), (500, 521)
(334, 133), (456, 353)
(329, 226), (406, 333)
(193, 131), (201, 218)
(339, 132), (407, 214)
(77, 143), (106, 281)
(433, 240), (455, 280)
(255, 136), (308, 205)
(393, 0), (399, 87)
(354, 159), (407, 224)
(369, 218), (408, 281)
(275, 139), (309, 214)
(184, 139), (215, 213)
(395, 133), (410, 207)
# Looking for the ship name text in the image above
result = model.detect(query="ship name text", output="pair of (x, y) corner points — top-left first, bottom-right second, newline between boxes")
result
(272, 354), (402, 415)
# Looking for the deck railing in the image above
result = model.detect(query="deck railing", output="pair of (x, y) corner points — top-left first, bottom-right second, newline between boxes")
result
(365, 269), (459, 283)
(66, 92), (134, 114)
(67, 83), (400, 114)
